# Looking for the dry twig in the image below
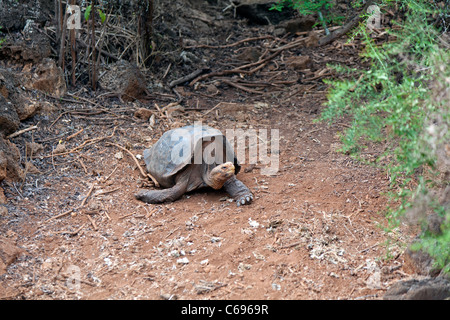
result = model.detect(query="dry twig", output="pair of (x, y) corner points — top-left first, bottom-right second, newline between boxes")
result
(55, 223), (86, 236)
(6, 125), (38, 139)
(106, 142), (159, 187)
(185, 35), (274, 49)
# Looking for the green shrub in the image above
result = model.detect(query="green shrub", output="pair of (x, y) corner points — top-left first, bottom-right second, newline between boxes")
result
(320, 0), (449, 273)
(270, 0), (334, 15)
(270, 0), (352, 29)
(0, 26), (5, 48)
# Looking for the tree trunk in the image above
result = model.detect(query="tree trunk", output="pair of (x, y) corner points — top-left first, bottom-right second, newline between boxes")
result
(137, 0), (154, 66)
(90, 0), (97, 90)
(70, 0), (77, 85)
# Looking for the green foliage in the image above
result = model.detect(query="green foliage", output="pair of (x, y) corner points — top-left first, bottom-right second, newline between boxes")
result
(84, 4), (92, 22)
(320, 0), (450, 273)
(411, 217), (450, 274)
(270, 0), (333, 15)
(98, 9), (106, 24)
(85, 5), (106, 23)
(270, 0), (347, 27)
(0, 26), (5, 49)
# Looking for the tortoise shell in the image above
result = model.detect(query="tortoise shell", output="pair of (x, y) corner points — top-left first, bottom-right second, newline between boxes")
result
(143, 125), (240, 190)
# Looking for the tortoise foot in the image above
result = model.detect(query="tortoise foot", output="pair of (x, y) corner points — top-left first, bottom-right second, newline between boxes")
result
(236, 193), (254, 206)
(135, 190), (160, 204)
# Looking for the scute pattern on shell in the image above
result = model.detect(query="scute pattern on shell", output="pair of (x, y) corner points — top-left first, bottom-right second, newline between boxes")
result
(143, 125), (240, 188)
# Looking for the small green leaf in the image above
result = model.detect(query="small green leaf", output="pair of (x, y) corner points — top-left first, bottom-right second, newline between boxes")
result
(98, 9), (106, 24)
(85, 4), (92, 21)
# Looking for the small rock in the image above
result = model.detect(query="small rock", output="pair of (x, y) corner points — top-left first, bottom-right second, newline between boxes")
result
(272, 283), (281, 291)
(24, 161), (41, 174)
(0, 95), (20, 136)
(99, 60), (147, 101)
(238, 262), (252, 271)
(26, 58), (66, 98)
(248, 218), (260, 228)
(25, 142), (44, 156)
(253, 252), (265, 261)
(329, 272), (340, 278)
(169, 250), (180, 257)
(305, 31), (319, 48)
(287, 55), (312, 70)
(41, 258), (54, 270)
(177, 257), (190, 264)
(0, 28), (51, 63)
(205, 83), (218, 94)
(53, 143), (66, 154)
(235, 47), (262, 62)
(366, 270), (382, 289)
(384, 277), (450, 300)
(0, 236), (26, 275)
(0, 187), (7, 204)
(160, 293), (178, 300)
(284, 16), (316, 33)
(134, 108), (153, 121)
(0, 137), (24, 181)
(0, 205), (7, 215)
(180, 51), (200, 64)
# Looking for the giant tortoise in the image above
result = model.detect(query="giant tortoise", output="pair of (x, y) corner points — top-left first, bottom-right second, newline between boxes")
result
(135, 125), (253, 206)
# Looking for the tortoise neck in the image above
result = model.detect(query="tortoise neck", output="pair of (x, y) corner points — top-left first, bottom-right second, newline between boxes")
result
(203, 171), (227, 190)
(203, 162), (235, 190)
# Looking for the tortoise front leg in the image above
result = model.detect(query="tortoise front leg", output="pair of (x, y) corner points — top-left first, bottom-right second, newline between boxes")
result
(223, 176), (253, 206)
(135, 182), (187, 204)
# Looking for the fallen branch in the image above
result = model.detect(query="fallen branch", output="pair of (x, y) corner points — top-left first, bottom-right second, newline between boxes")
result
(45, 137), (103, 158)
(190, 68), (250, 86)
(235, 50), (281, 72)
(118, 212), (135, 220)
(106, 142), (160, 187)
(44, 127), (116, 158)
(269, 37), (308, 52)
(190, 45), (283, 85)
(66, 128), (84, 141)
(43, 182), (96, 224)
(318, 0), (376, 46)
(45, 208), (74, 222)
(55, 223), (86, 236)
(103, 165), (119, 182)
(144, 207), (158, 218)
(95, 187), (121, 196)
(6, 125), (38, 139)
(185, 35), (274, 49)
(279, 242), (302, 249)
(86, 215), (98, 231)
(49, 109), (103, 129)
(169, 69), (208, 88)
(302, 69), (334, 82)
(80, 183), (96, 207)
(220, 79), (265, 94)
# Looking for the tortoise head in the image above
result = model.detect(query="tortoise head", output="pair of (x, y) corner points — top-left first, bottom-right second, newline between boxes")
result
(206, 162), (235, 189)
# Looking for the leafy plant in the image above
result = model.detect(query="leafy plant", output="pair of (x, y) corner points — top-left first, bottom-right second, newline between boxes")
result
(85, 4), (106, 24)
(270, 0), (333, 14)
(320, 0), (449, 273)
(0, 26), (5, 49)
(270, 0), (345, 33)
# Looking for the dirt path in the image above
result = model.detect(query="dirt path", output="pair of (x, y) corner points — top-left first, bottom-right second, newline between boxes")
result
(0, 2), (415, 300)
(0, 97), (411, 300)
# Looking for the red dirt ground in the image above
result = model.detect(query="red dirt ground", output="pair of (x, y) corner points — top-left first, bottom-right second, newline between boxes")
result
(0, 1), (417, 300)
